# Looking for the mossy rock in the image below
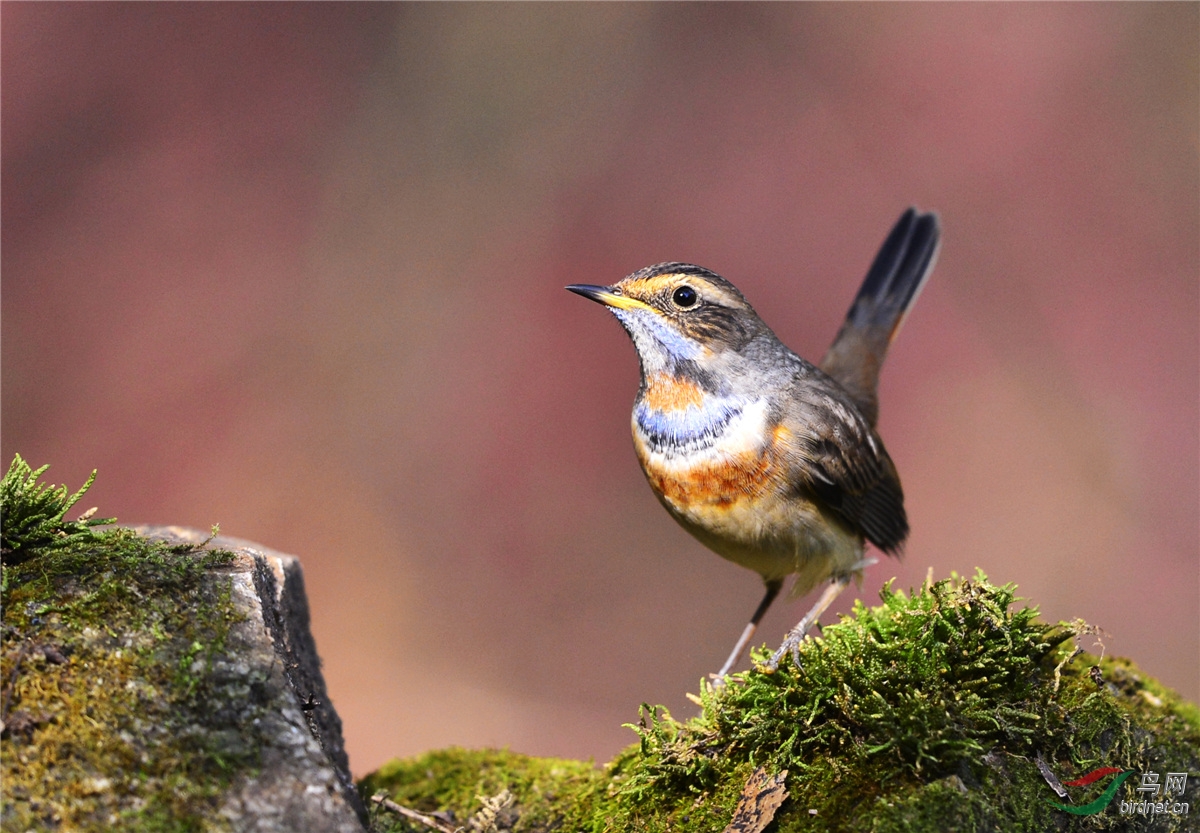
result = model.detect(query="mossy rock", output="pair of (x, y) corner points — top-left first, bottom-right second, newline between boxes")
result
(361, 575), (1200, 832)
(1, 456), (363, 832)
(3, 524), (247, 829)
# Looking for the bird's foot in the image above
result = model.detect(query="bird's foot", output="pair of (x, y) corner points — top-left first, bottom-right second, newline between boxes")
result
(757, 575), (852, 674)
(758, 621), (812, 674)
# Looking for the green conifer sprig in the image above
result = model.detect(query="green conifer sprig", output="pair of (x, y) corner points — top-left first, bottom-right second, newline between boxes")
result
(0, 454), (115, 562)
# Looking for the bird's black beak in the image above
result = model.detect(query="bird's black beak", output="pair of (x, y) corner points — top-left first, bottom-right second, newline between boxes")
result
(566, 284), (647, 311)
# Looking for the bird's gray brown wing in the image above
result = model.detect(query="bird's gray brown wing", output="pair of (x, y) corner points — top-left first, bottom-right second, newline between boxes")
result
(781, 381), (909, 554)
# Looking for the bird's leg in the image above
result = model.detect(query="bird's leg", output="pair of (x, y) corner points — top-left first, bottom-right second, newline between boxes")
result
(712, 578), (783, 684)
(761, 576), (851, 673)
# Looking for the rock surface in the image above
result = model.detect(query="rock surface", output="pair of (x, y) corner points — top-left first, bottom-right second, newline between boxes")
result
(136, 526), (366, 832)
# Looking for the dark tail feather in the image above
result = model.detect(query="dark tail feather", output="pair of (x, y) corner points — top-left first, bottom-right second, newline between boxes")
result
(820, 208), (941, 426)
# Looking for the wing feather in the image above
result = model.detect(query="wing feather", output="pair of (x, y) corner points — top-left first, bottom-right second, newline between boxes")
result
(784, 385), (909, 554)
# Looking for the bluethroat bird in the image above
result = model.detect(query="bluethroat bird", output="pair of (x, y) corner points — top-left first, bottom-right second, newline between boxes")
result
(567, 208), (940, 679)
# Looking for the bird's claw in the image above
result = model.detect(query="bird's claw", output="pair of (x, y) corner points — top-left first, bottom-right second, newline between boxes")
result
(757, 623), (811, 674)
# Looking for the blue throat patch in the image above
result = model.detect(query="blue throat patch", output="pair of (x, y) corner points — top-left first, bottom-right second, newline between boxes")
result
(635, 397), (742, 454)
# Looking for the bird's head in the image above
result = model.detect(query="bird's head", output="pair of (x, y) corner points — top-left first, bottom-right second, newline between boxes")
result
(567, 263), (770, 379)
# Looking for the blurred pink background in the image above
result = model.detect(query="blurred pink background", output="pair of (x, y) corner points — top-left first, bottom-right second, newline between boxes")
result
(4, 4), (1196, 776)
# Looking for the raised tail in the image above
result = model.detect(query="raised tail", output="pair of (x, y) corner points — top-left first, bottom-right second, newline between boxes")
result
(820, 208), (940, 427)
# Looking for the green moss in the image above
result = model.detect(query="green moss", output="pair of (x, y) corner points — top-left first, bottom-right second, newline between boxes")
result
(0, 454), (114, 563)
(363, 574), (1200, 832)
(1, 460), (257, 832)
(361, 748), (605, 832)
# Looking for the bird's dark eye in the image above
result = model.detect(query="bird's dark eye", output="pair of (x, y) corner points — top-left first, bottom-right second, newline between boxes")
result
(672, 285), (698, 308)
